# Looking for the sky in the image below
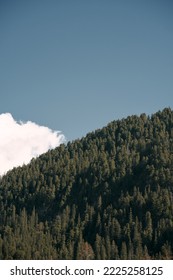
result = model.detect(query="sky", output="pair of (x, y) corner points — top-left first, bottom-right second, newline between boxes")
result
(0, 0), (173, 143)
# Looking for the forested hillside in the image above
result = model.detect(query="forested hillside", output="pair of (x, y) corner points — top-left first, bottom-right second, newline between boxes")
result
(0, 108), (173, 259)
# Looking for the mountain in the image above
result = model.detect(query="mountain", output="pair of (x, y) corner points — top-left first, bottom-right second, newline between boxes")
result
(0, 108), (173, 259)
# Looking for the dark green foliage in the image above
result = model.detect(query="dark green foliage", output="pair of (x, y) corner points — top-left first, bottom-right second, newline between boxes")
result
(0, 108), (173, 259)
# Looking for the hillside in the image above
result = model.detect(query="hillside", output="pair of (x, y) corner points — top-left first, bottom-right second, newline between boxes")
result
(0, 108), (173, 259)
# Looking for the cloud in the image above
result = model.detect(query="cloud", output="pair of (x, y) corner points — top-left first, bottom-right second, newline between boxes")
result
(0, 113), (66, 176)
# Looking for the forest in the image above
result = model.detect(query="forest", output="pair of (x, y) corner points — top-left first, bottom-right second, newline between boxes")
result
(0, 107), (173, 259)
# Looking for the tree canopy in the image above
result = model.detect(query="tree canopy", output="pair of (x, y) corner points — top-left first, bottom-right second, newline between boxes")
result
(0, 108), (173, 259)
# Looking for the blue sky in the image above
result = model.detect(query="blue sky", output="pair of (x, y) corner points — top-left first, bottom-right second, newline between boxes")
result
(0, 0), (173, 141)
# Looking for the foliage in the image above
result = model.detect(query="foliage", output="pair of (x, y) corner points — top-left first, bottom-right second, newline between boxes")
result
(0, 108), (173, 259)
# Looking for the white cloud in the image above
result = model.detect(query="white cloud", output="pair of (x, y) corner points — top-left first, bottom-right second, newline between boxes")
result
(0, 113), (66, 176)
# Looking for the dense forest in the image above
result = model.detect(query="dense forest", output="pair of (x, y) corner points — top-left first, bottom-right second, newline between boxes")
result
(0, 108), (173, 260)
